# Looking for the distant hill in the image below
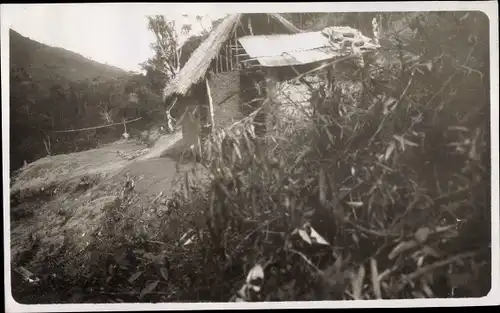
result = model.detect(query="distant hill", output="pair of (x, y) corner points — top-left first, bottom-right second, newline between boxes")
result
(9, 28), (130, 85)
(9, 29), (133, 172)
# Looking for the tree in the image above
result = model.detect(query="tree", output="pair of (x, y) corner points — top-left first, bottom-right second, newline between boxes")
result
(141, 15), (226, 95)
(140, 16), (197, 84)
(140, 14), (226, 131)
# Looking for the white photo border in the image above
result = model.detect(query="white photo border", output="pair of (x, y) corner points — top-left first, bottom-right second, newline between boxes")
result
(2, 1), (499, 311)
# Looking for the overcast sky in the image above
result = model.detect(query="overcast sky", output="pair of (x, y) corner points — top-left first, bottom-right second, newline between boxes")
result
(6, 4), (227, 73)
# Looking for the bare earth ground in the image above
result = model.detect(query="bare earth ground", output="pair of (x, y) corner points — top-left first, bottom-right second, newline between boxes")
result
(10, 130), (208, 289)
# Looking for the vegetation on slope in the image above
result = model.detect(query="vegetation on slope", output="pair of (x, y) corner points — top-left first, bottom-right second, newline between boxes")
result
(150, 11), (490, 301)
(10, 29), (135, 171)
(10, 32), (163, 173)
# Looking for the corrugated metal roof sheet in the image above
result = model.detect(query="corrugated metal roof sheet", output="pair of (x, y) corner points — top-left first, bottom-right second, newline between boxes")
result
(238, 26), (380, 68)
(239, 32), (331, 58)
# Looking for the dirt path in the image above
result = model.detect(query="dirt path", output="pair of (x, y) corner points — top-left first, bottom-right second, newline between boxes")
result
(11, 131), (186, 194)
(9, 131), (208, 284)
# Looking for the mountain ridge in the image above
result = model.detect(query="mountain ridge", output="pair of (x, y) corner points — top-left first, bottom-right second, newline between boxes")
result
(10, 28), (130, 84)
(9, 28), (135, 172)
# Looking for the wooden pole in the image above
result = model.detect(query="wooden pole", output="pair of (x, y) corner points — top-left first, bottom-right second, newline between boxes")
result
(205, 77), (215, 133)
(265, 68), (278, 103)
(248, 17), (254, 36)
(225, 44), (230, 71)
(215, 55), (219, 74)
(228, 42), (233, 70)
(235, 38), (239, 69)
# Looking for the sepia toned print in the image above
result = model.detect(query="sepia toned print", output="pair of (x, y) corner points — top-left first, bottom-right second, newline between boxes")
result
(3, 3), (497, 309)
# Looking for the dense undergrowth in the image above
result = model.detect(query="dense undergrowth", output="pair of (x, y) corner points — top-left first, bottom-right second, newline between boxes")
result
(166, 11), (490, 301)
(10, 70), (166, 170)
(11, 11), (491, 303)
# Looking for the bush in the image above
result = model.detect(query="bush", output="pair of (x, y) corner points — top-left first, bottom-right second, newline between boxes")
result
(162, 11), (491, 301)
(10, 72), (165, 172)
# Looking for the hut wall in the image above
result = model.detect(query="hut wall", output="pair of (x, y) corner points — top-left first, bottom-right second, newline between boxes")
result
(240, 69), (267, 137)
(176, 97), (203, 147)
(208, 70), (242, 130)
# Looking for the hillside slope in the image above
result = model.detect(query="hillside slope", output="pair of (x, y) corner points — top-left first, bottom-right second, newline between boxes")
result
(10, 29), (129, 84)
(9, 29), (135, 171)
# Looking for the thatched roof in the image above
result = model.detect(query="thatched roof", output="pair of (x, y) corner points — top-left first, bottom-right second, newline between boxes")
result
(163, 13), (301, 101)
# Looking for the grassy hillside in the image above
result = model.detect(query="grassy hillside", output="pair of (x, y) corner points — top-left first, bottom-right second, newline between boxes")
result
(10, 29), (129, 84)
(9, 29), (140, 172)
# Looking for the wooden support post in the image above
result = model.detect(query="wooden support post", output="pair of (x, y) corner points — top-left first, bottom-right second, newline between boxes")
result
(205, 77), (215, 133)
(265, 68), (278, 104)
(248, 17), (254, 35)
(225, 44), (230, 71)
(252, 68), (278, 138)
(229, 42), (234, 71)
(234, 38), (239, 69)
(215, 55), (219, 74)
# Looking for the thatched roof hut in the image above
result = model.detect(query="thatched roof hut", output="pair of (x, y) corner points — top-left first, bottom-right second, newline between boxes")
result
(161, 13), (380, 146)
(159, 13), (302, 146)
(162, 13), (301, 101)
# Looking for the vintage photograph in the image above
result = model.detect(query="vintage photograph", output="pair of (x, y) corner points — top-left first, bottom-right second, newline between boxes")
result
(2, 2), (497, 309)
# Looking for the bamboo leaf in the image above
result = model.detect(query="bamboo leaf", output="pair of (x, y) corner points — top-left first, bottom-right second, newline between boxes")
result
(184, 171), (191, 201)
(182, 235), (195, 246)
(233, 142), (242, 160)
(388, 240), (419, 260)
(351, 265), (366, 300)
(424, 61), (433, 72)
(393, 135), (406, 151)
(179, 229), (192, 242)
(246, 264), (264, 290)
(414, 227), (431, 244)
(393, 134), (419, 150)
(237, 284), (249, 300)
(370, 259), (382, 299)
(139, 280), (160, 299)
(309, 226), (330, 245)
(402, 137), (419, 147)
(346, 201), (364, 208)
(206, 140), (212, 161)
(421, 246), (442, 258)
(319, 168), (326, 205)
(160, 267), (169, 281)
(298, 229), (312, 245)
(384, 141), (396, 161)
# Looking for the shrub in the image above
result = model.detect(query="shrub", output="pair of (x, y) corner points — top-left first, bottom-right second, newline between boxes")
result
(166, 11), (491, 301)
